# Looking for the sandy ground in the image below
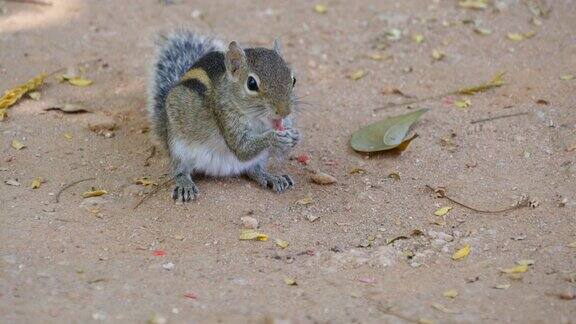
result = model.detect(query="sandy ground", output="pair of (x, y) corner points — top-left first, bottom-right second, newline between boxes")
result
(1, 0), (575, 323)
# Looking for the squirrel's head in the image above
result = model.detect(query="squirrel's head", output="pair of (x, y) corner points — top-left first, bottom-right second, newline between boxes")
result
(224, 40), (296, 127)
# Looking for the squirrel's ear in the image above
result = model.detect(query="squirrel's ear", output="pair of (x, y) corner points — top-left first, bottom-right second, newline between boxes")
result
(225, 41), (246, 79)
(273, 39), (281, 55)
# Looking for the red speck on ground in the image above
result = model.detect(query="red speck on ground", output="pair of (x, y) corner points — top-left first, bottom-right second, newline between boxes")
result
(152, 250), (166, 257)
(296, 154), (310, 165)
(184, 292), (198, 299)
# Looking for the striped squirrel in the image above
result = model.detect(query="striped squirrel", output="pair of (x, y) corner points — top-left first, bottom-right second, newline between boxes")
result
(148, 30), (300, 202)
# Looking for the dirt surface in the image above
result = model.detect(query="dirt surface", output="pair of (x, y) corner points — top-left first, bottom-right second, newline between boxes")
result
(1, 0), (575, 323)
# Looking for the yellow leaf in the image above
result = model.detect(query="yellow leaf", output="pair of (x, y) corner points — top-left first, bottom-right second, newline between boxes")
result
(434, 206), (452, 216)
(443, 289), (458, 298)
(296, 197), (313, 205)
(458, 0), (487, 10)
(457, 72), (505, 95)
(412, 33), (424, 44)
(284, 277), (297, 285)
(454, 98), (471, 109)
(63, 133), (73, 140)
(275, 239), (289, 249)
(506, 31), (536, 41)
(11, 139), (26, 150)
(67, 78), (93, 87)
(134, 177), (157, 186)
(452, 244), (471, 260)
(0, 74), (46, 120)
(501, 264), (528, 274)
(239, 229), (268, 241)
(82, 189), (107, 198)
(368, 53), (384, 61)
(560, 75), (574, 81)
(568, 242), (576, 248)
(349, 70), (366, 81)
(431, 49), (445, 61)
(313, 4), (327, 14)
(30, 177), (42, 189)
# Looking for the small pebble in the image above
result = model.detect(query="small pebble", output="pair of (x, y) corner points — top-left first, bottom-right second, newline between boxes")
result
(240, 216), (259, 229)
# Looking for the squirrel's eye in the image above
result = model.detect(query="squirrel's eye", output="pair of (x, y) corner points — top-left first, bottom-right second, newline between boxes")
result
(247, 76), (259, 92)
(292, 77), (297, 87)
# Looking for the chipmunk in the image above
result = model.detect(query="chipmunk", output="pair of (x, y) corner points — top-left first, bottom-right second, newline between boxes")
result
(148, 30), (300, 202)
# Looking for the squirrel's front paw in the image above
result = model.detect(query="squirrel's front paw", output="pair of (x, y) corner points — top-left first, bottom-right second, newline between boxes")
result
(273, 128), (300, 149)
(172, 174), (199, 202)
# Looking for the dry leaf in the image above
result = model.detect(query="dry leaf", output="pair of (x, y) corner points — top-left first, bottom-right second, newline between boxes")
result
(82, 189), (107, 198)
(568, 242), (576, 249)
(517, 259), (535, 266)
(275, 239), (289, 249)
(432, 303), (460, 314)
(134, 177), (157, 187)
(5, 179), (21, 187)
(388, 172), (401, 181)
(0, 73), (46, 120)
(385, 28), (402, 41)
(560, 75), (574, 81)
(313, 4), (327, 14)
(350, 109), (427, 153)
(452, 244), (471, 260)
(501, 264), (528, 274)
(443, 289), (458, 298)
(494, 284), (511, 290)
(454, 98), (471, 109)
(412, 33), (424, 44)
(239, 229), (268, 241)
(63, 133), (72, 140)
(349, 167), (366, 174)
(45, 103), (91, 114)
(28, 91), (41, 101)
(349, 70), (366, 81)
(284, 277), (297, 285)
(296, 197), (313, 205)
(434, 206), (452, 216)
(30, 177), (42, 189)
(507, 32), (535, 41)
(11, 139), (26, 150)
(474, 27), (492, 35)
(458, 0), (487, 10)
(368, 53), (384, 61)
(432, 49), (445, 61)
(310, 172), (337, 185)
(458, 72), (504, 95)
(67, 78), (93, 87)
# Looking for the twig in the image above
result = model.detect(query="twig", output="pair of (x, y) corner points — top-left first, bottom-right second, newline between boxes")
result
(133, 178), (174, 210)
(425, 184), (525, 214)
(144, 146), (156, 167)
(5, 0), (52, 5)
(55, 177), (95, 203)
(470, 112), (529, 124)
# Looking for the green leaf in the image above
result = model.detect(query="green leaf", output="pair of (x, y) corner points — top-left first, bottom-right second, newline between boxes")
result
(350, 108), (428, 152)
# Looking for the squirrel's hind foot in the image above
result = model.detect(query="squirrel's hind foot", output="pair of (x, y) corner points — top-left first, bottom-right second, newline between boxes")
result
(172, 173), (199, 202)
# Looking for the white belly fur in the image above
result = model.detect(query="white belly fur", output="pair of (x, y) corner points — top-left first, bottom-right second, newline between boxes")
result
(170, 136), (268, 177)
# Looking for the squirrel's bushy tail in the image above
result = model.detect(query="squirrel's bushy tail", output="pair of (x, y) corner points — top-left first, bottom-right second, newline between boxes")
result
(148, 30), (224, 145)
